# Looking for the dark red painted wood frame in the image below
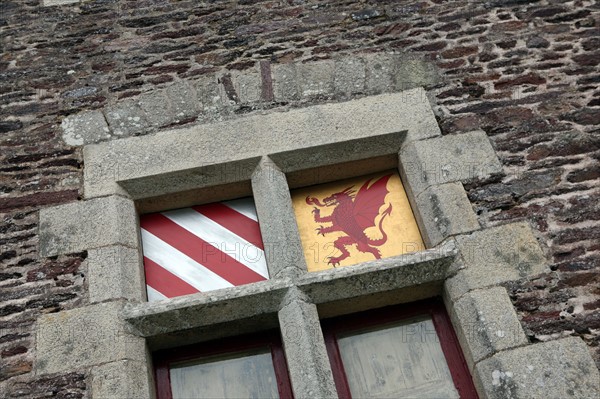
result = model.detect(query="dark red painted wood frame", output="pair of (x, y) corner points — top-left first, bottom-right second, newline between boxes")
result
(153, 330), (293, 399)
(321, 297), (479, 399)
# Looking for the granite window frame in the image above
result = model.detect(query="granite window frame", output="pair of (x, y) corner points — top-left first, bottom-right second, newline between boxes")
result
(35, 88), (598, 399)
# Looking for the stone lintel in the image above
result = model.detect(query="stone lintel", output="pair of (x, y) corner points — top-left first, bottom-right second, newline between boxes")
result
(119, 157), (261, 201)
(83, 89), (440, 199)
(146, 313), (280, 351)
(269, 131), (405, 173)
(286, 153), (397, 190)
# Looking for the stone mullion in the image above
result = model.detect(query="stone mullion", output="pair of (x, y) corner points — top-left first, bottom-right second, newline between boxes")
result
(251, 156), (307, 279)
(278, 288), (338, 398)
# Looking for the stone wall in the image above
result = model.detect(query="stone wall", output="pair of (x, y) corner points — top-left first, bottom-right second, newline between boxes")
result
(0, 0), (598, 396)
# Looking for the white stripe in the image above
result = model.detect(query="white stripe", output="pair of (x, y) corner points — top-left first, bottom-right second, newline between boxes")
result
(163, 208), (269, 279)
(146, 285), (168, 302)
(141, 230), (233, 292)
(222, 198), (258, 221)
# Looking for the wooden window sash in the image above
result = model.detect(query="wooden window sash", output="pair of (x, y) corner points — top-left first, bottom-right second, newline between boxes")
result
(154, 330), (293, 399)
(322, 298), (479, 399)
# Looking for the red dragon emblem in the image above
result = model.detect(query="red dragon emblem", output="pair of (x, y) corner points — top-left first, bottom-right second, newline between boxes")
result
(306, 174), (393, 267)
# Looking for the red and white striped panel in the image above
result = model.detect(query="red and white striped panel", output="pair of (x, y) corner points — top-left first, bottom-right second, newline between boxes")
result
(140, 198), (269, 302)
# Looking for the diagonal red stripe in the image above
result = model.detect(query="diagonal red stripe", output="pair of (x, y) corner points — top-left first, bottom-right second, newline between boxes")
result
(192, 203), (264, 250)
(140, 213), (266, 286)
(144, 257), (200, 298)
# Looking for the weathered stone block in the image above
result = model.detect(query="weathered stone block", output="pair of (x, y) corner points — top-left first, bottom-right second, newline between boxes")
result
(39, 196), (138, 257)
(138, 90), (174, 128)
(393, 56), (441, 90)
(87, 245), (145, 303)
(445, 222), (548, 300)
(298, 60), (335, 98)
(401, 88), (442, 142)
(413, 182), (480, 247)
(231, 70), (261, 103)
(399, 130), (503, 197)
(474, 337), (600, 399)
(91, 360), (152, 399)
(165, 80), (201, 121)
(278, 289), (337, 398)
(446, 286), (529, 371)
(61, 110), (111, 146)
(104, 99), (150, 137)
(333, 57), (366, 96)
(36, 302), (146, 374)
(194, 75), (227, 120)
(272, 63), (300, 101)
(365, 55), (395, 94)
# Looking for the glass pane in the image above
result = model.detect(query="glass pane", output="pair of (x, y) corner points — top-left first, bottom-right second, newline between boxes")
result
(169, 349), (279, 399)
(337, 317), (460, 399)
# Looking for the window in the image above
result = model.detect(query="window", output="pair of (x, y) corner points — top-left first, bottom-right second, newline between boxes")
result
(322, 299), (478, 399)
(140, 197), (269, 301)
(154, 331), (293, 399)
(291, 170), (425, 272)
